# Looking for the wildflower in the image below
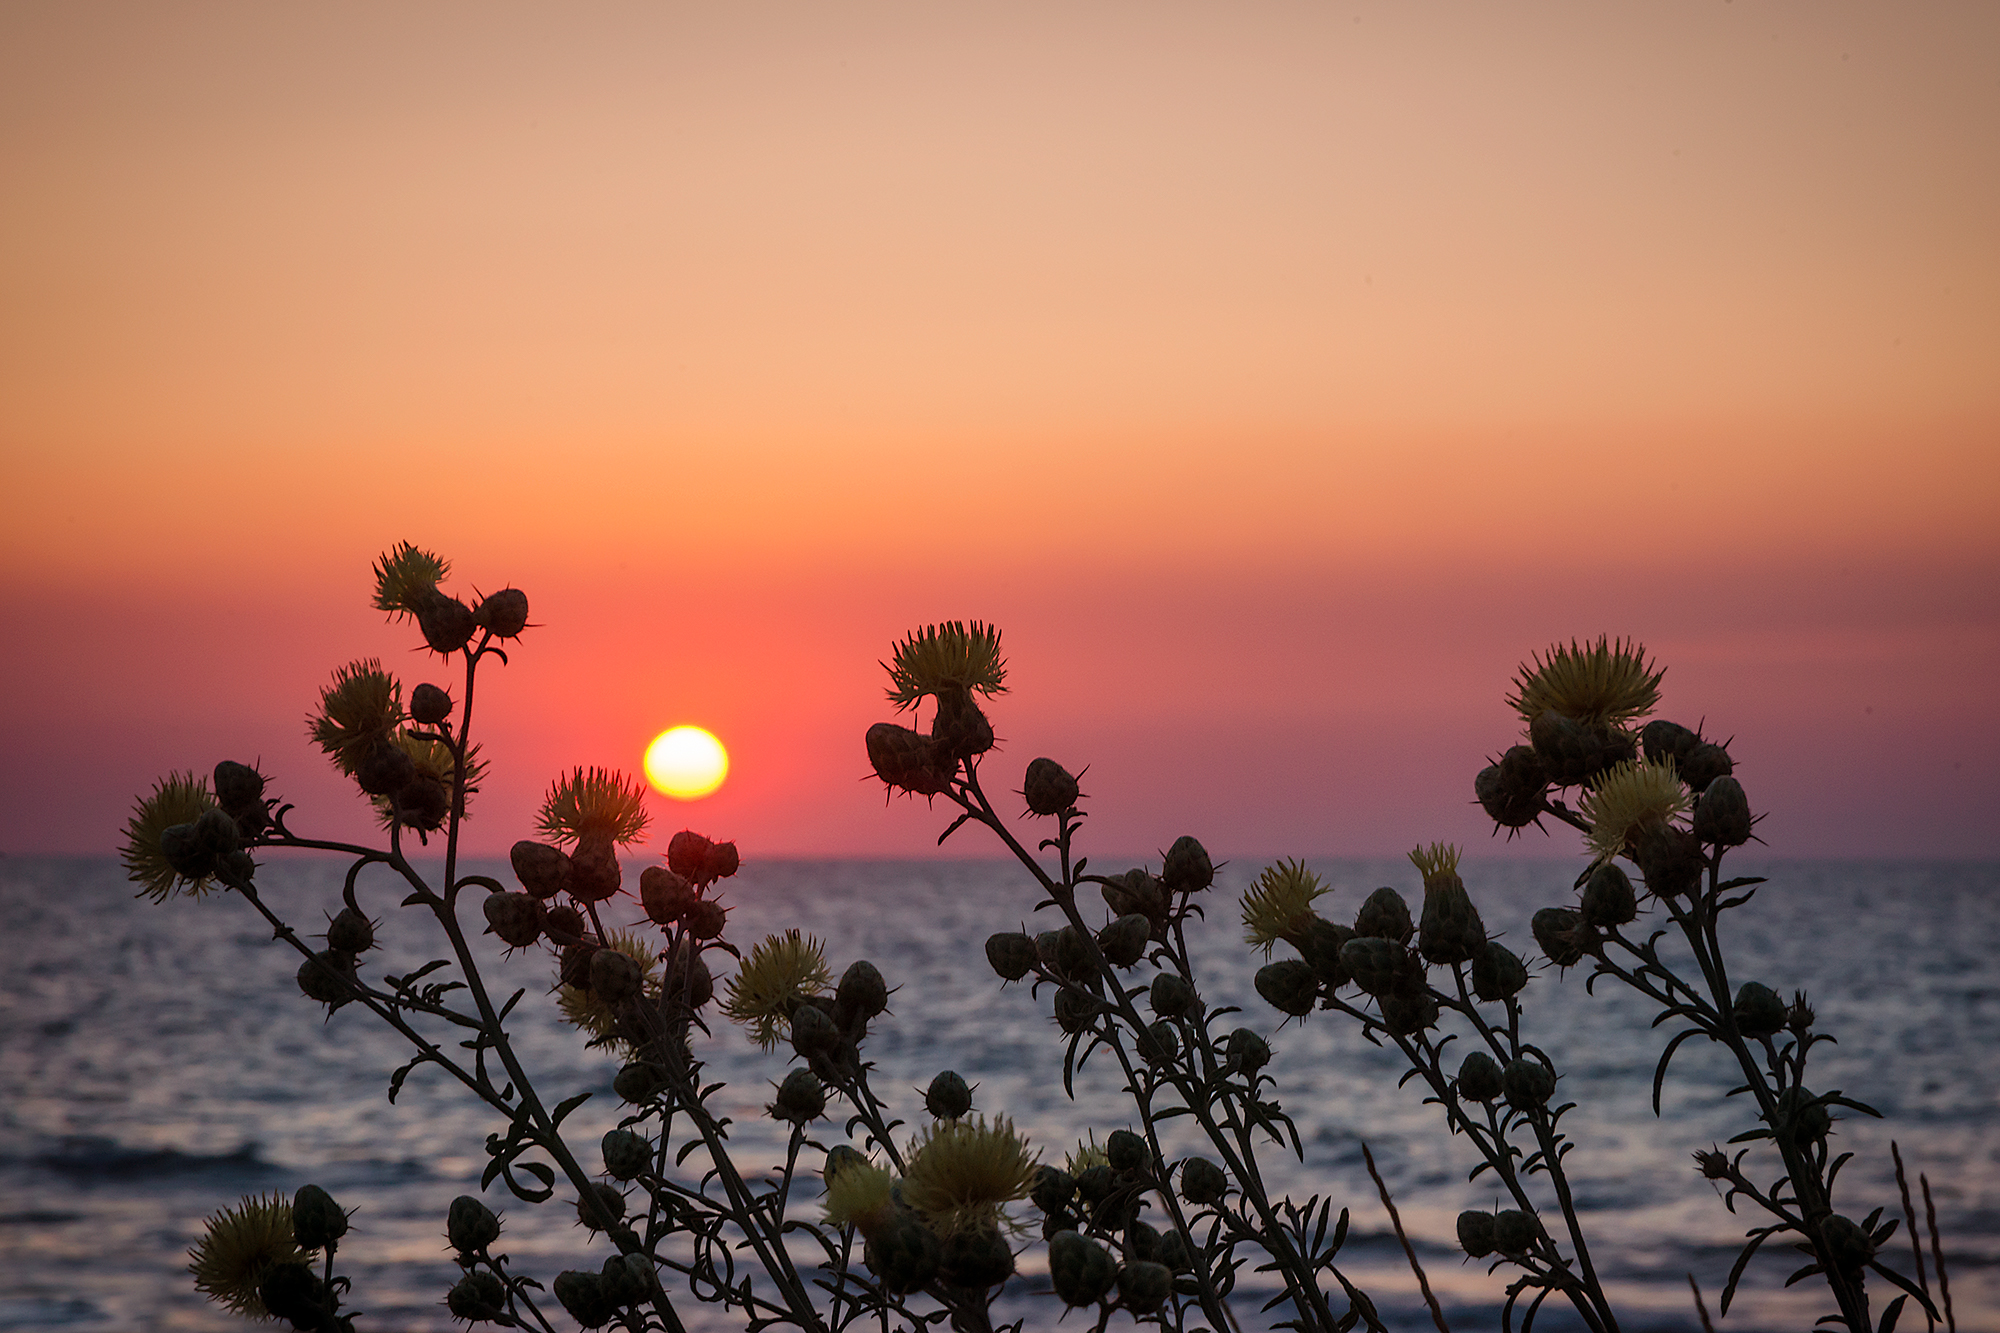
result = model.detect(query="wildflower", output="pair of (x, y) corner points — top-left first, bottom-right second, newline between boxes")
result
(1411, 842), (1486, 966)
(371, 541), (449, 619)
(122, 772), (220, 902)
(721, 930), (833, 1049)
(901, 1114), (1038, 1239)
(536, 767), (650, 847)
(1579, 758), (1690, 863)
(188, 1192), (302, 1317)
(822, 1155), (898, 1238)
(1240, 860), (1327, 955)
(1507, 636), (1663, 730)
(368, 733), (483, 831)
(307, 661), (404, 774)
(882, 621), (1007, 709)
(1064, 1133), (1109, 1177)
(557, 930), (658, 1047)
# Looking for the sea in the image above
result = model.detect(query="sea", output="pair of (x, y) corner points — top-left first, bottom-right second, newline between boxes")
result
(2, 855), (1994, 1333)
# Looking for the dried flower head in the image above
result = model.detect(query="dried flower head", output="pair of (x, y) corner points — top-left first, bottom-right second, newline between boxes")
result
(1508, 637), (1664, 729)
(188, 1192), (303, 1318)
(1407, 842), (1462, 888)
(372, 541), (450, 619)
(822, 1156), (898, 1237)
(123, 772), (221, 902)
(722, 930), (833, 1049)
(537, 767), (651, 847)
(557, 930), (659, 1047)
(1241, 859), (1328, 956)
(1580, 758), (1691, 863)
(902, 1115), (1038, 1239)
(883, 622), (1008, 709)
(308, 660), (404, 774)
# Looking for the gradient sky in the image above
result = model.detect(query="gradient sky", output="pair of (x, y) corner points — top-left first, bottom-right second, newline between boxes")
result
(4, 2), (1996, 864)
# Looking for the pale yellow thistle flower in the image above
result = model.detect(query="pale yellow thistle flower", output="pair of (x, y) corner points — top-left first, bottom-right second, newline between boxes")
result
(1064, 1133), (1109, 1177)
(558, 930), (659, 1048)
(882, 621), (1008, 709)
(1580, 759), (1690, 863)
(188, 1191), (302, 1318)
(901, 1114), (1038, 1239)
(307, 660), (404, 774)
(1507, 637), (1664, 729)
(536, 767), (651, 847)
(122, 772), (220, 903)
(1241, 859), (1328, 955)
(1407, 842), (1462, 888)
(822, 1157), (898, 1238)
(371, 541), (450, 619)
(721, 931), (833, 1049)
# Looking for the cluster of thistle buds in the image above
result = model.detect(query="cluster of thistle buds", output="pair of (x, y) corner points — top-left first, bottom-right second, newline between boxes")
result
(1025, 1131), (1198, 1315)
(864, 621), (1008, 797)
(155, 760), (272, 887)
(187, 1184), (356, 1331)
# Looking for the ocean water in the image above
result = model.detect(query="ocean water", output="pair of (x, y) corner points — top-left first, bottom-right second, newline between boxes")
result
(2, 855), (1994, 1332)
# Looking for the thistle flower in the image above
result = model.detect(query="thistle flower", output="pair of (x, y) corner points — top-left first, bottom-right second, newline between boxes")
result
(1064, 1134), (1110, 1177)
(536, 767), (651, 847)
(901, 1114), (1038, 1239)
(367, 733), (485, 830)
(307, 660), (404, 774)
(1507, 636), (1664, 730)
(822, 1156), (898, 1238)
(122, 772), (220, 902)
(1240, 859), (1327, 956)
(557, 930), (658, 1048)
(721, 930), (833, 1049)
(883, 622), (1007, 709)
(371, 541), (449, 619)
(1580, 758), (1690, 863)
(1411, 842), (1486, 966)
(188, 1192), (303, 1318)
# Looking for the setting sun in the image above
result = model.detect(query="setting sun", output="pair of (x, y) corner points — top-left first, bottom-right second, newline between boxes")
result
(643, 726), (730, 801)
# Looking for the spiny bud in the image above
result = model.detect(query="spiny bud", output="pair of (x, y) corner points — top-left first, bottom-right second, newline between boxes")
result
(1047, 1230), (1117, 1307)
(1180, 1157), (1227, 1205)
(576, 1182), (626, 1231)
(1474, 745), (1549, 828)
(1022, 757), (1081, 815)
(194, 806), (242, 857)
(1693, 775), (1752, 847)
(613, 1061), (669, 1105)
(1732, 981), (1787, 1039)
(1339, 935), (1408, 998)
(1457, 1209), (1496, 1258)
(1075, 1164), (1116, 1205)
(771, 1068), (826, 1123)
(1154, 1229), (1192, 1272)
(510, 840), (572, 900)
(559, 944), (598, 992)
(1579, 862), (1638, 927)
(1641, 719), (1701, 765)
(866, 722), (955, 797)
(601, 1128), (651, 1181)
(639, 865), (696, 924)
(446, 1271), (506, 1321)
(1097, 913), (1152, 968)
(1106, 1129), (1149, 1173)
(1530, 710), (1635, 786)
(1693, 1148), (1731, 1181)
(835, 959), (889, 1026)
(1054, 988), (1101, 1034)
(930, 685), (995, 762)
(1679, 741), (1733, 794)
(1819, 1214), (1876, 1277)
(257, 1261), (320, 1324)
(590, 949), (644, 1006)
(552, 1270), (612, 1328)
(1149, 972), (1199, 1019)
(1044, 925), (1093, 981)
(1303, 918), (1354, 989)
(297, 950), (358, 1008)
(1502, 1058), (1557, 1111)
(1118, 1260), (1173, 1314)
(1532, 906), (1590, 968)
(1470, 942), (1528, 1002)
(1630, 821), (1705, 898)
(864, 1211), (941, 1295)
(158, 822), (213, 879)
(1138, 1019), (1180, 1065)
(473, 588), (530, 639)
(924, 1070), (972, 1120)
(213, 760), (267, 812)
(1224, 1027), (1270, 1075)
(1255, 959), (1319, 1017)
(542, 903), (585, 943)
(325, 907), (376, 954)
(1353, 887), (1413, 942)
(569, 831), (621, 903)
(353, 733), (416, 797)
(1775, 1086), (1831, 1146)
(1417, 865), (1486, 966)
(985, 931), (1037, 981)
(823, 1145), (868, 1188)
(447, 1195), (502, 1253)
(791, 1002), (841, 1057)
(1493, 1209), (1541, 1256)
(1102, 869), (1166, 922)
(683, 898), (728, 941)
(939, 1224), (1014, 1289)
(599, 1253), (651, 1308)
(291, 1184), (348, 1252)
(1030, 1165), (1076, 1213)
(1378, 990), (1439, 1036)
(1457, 1051), (1504, 1102)
(416, 588), (477, 655)
(409, 682), (453, 725)
(1161, 835), (1214, 892)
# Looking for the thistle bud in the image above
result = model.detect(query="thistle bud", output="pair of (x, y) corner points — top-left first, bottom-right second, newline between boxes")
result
(1045, 925), (1093, 981)
(866, 722), (956, 796)
(683, 898), (728, 941)
(1106, 1129), (1149, 1173)
(447, 1195), (502, 1253)
(257, 1261), (321, 1324)
(1075, 1164), (1117, 1205)
(599, 1253), (652, 1309)
(1819, 1214), (1876, 1277)
(576, 1182), (626, 1231)
(446, 1271), (507, 1320)
(1098, 913), (1152, 968)
(1530, 710), (1634, 786)
(552, 1270), (613, 1329)
(390, 775), (450, 832)
(1118, 1260), (1173, 1314)
(297, 950), (358, 1007)
(1579, 862), (1638, 927)
(925, 1070), (973, 1120)
(1731, 981), (1787, 1038)
(1022, 757), (1081, 815)
(601, 1128), (651, 1181)
(703, 840), (740, 882)
(1417, 872), (1486, 966)
(1693, 1148), (1731, 1181)
(325, 907), (376, 954)
(194, 806), (242, 857)
(1154, 1229), (1192, 1272)
(1493, 1209), (1541, 1256)
(1531, 906), (1590, 967)
(1470, 942), (1528, 1002)
(1641, 719), (1700, 765)
(510, 840), (572, 900)
(1502, 1058), (1556, 1111)
(789, 1003), (842, 1058)
(291, 1184), (349, 1252)
(569, 831), (621, 904)
(835, 959), (889, 1026)
(1161, 835), (1214, 892)
(1180, 1157), (1227, 1205)
(771, 1068), (826, 1123)
(1378, 990), (1440, 1036)
(660, 939), (714, 1010)
(940, 1224), (1015, 1289)
(1054, 987), (1101, 1034)
(1630, 822), (1704, 898)
(1456, 1051), (1504, 1102)
(1102, 869), (1166, 921)
(590, 949), (644, 1006)
(1255, 959), (1319, 1017)
(1679, 741), (1734, 794)
(1303, 918), (1354, 989)
(666, 829), (712, 881)
(1149, 972), (1199, 1019)
(559, 944), (598, 991)
(1474, 745), (1549, 828)
(1456, 1210), (1496, 1258)
(542, 903), (585, 943)
(1693, 776), (1752, 847)
(158, 822), (213, 879)
(823, 1145), (868, 1188)
(1138, 1019), (1181, 1065)
(1339, 936), (1408, 998)
(639, 866), (695, 924)
(1775, 1086), (1831, 1146)
(213, 760), (267, 812)
(353, 734), (416, 797)
(1224, 1027), (1270, 1075)
(1124, 1219), (1161, 1261)
(473, 587), (530, 639)
(930, 685), (995, 762)
(1030, 1165), (1076, 1213)
(1048, 1230), (1117, 1307)
(864, 1212), (941, 1295)
(409, 683), (453, 725)
(1353, 887), (1413, 942)
(613, 1061), (669, 1105)
(416, 588), (476, 655)
(985, 931), (1037, 981)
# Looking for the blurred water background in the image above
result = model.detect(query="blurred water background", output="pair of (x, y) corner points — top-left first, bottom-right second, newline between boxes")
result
(2, 854), (1994, 1332)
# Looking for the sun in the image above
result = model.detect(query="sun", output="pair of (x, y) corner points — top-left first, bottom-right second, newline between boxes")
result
(643, 726), (730, 800)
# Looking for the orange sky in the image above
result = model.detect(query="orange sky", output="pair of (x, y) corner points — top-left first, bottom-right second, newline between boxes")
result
(3, 2), (1996, 861)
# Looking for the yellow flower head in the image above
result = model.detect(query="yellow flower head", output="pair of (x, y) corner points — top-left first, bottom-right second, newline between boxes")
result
(122, 772), (220, 903)
(1065, 1134), (1109, 1178)
(1241, 859), (1328, 955)
(307, 660), (404, 774)
(557, 930), (659, 1048)
(722, 930), (833, 1049)
(1407, 842), (1463, 892)
(822, 1156), (898, 1237)
(368, 733), (485, 829)
(883, 621), (1008, 709)
(901, 1115), (1038, 1239)
(372, 541), (450, 620)
(1507, 637), (1664, 729)
(536, 767), (651, 847)
(188, 1191), (303, 1318)
(1580, 759), (1690, 863)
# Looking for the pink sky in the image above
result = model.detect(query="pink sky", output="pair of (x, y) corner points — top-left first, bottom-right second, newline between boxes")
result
(3, 2), (1995, 861)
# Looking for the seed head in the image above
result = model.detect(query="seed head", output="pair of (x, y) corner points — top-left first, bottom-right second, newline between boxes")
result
(1241, 859), (1328, 955)
(123, 772), (221, 902)
(1508, 636), (1663, 729)
(883, 621), (1008, 708)
(722, 930), (832, 1049)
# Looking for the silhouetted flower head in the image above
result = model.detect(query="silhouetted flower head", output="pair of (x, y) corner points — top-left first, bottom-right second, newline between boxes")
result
(372, 541), (450, 619)
(883, 622), (1008, 709)
(537, 767), (651, 847)
(1508, 637), (1663, 729)
(1581, 758), (1690, 863)
(902, 1115), (1038, 1238)
(1240, 859), (1327, 955)
(722, 930), (833, 1049)
(308, 660), (404, 774)
(123, 772), (220, 902)
(188, 1192), (302, 1318)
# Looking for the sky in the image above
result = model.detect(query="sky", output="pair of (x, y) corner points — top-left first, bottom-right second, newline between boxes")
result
(3, 1), (1996, 865)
